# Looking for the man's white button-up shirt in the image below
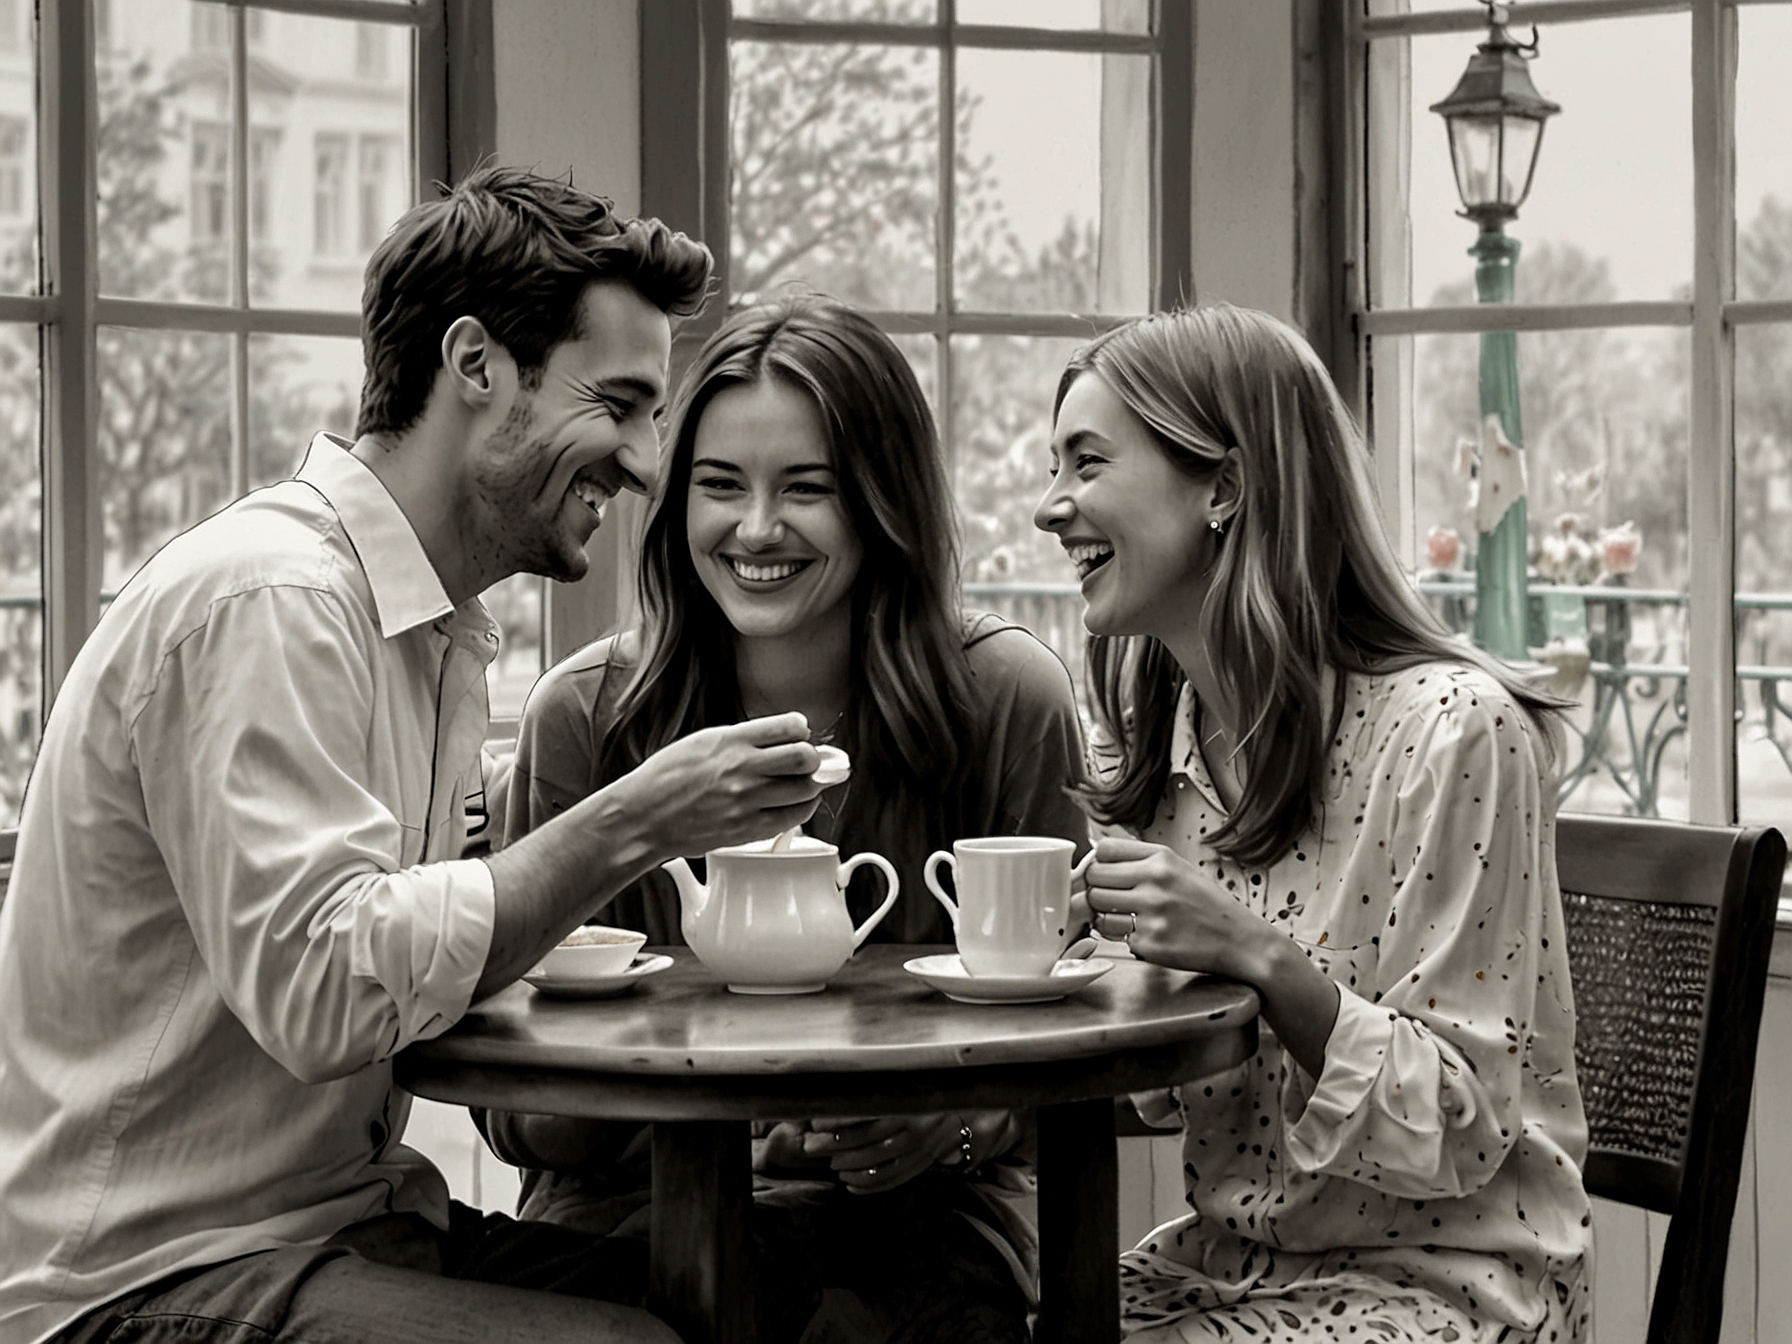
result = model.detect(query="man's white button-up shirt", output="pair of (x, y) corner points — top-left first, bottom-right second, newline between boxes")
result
(0, 434), (499, 1344)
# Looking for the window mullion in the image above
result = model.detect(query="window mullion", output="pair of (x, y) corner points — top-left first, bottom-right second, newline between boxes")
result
(39, 0), (99, 706)
(229, 5), (250, 498)
(936, 0), (956, 478)
(1686, 0), (1738, 824)
(1155, 0), (1191, 312)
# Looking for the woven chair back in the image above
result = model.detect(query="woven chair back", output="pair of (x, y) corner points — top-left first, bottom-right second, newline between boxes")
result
(1555, 812), (1784, 1344)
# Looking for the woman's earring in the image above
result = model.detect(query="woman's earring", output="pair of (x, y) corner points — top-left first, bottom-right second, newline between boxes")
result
(1209, 518), (1224, 538)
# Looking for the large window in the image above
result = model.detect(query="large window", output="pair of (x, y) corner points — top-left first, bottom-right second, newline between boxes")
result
(0, 0), (487, 824)
(638, 0), (1191, 676)
(1349, 0), (1792, 836)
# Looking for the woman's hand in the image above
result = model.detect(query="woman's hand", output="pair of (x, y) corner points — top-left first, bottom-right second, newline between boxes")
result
(1083, 835), (1277, 981)
(800, 1112), (971, 1195)
(753, 1120), (835, 1178)
(1085, 836), (1341, 1080)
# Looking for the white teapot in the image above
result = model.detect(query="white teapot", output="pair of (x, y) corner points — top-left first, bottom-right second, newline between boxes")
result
(661, 836), (900, 994)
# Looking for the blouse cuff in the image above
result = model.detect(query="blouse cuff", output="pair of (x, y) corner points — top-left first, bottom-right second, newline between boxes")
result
(1284, 983), (1396, 1173)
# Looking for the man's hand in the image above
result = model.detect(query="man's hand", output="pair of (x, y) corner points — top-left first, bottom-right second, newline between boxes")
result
(477, 712), (824, 999)
(622, 712), (824, 861)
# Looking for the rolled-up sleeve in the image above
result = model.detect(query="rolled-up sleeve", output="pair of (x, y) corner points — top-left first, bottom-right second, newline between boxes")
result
(132, 583), (494, 1085)
(1285, 682), (1548, 1200)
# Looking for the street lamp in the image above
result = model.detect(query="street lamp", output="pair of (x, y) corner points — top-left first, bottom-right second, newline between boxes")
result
(1430, 2), (1560, 661)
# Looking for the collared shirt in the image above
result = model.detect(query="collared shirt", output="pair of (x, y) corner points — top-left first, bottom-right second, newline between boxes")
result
(0, 434), (498, 1344)
(1117, 664), (1590, 1340)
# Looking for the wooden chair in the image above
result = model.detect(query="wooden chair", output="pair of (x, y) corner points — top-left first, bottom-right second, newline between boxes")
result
(1556, 812), (1786, 1344)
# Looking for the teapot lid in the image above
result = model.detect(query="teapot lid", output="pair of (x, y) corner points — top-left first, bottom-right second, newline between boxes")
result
(715, 835), (836, 858)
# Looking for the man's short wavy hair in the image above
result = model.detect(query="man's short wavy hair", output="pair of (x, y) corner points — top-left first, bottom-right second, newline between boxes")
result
(355, 165), (713, 437)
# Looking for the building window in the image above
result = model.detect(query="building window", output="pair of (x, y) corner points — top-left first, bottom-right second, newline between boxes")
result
(0, 116), (25, 217)
(356, 22), (389, 79)
(647, 0), (1190, 675)
(190, 122), (229, 244)
(314, 133), (348, 255)
(0, 0), (471, 824)
(249, 129), (280, 243)
(357, 135), (396, 252)
(1350, 0), (1792, 836)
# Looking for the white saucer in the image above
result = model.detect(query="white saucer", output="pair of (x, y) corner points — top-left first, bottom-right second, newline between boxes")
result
(902, 954), (1112, 1005)
(524, 953), (674, 1000)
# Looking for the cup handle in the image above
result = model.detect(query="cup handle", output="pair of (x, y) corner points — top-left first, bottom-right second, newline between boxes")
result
(1070, 847), (1096, 892)
(923, 850), (959, 932)
(839, 853), (901, 950)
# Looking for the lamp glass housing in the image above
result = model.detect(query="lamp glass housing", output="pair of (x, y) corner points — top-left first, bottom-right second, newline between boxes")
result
(1445, 109), (1547, 220)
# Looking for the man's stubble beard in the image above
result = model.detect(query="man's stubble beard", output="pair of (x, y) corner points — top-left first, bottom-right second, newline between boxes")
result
(468, 394), (591, 587)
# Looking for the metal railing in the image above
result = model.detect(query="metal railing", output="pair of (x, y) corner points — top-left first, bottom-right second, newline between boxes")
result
(5, 581), (1790, 827)
(967, 577), (1792, 824)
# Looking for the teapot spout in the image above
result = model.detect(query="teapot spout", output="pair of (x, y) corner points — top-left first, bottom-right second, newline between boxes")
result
(661, 856), (708, 944)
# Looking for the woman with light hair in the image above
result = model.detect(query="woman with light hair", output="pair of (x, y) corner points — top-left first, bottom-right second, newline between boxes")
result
(1035, 304), (1591, 1342)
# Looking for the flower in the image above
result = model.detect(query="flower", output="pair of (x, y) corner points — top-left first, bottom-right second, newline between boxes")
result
(1599, 521), (1641, 577)
(1426, 525), (1462, 571)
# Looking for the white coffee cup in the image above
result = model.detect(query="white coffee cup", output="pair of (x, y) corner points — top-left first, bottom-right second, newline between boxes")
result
(923, 837), (1094, 978)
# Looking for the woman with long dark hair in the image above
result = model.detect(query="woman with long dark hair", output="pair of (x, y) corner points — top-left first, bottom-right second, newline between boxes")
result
(1036, 304), (1590, 1342)
(483, 295), (1087, 1344)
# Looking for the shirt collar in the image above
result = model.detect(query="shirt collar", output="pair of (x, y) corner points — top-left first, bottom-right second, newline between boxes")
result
(1168, 679), (1202, 782)
(295, 432), (456, 639)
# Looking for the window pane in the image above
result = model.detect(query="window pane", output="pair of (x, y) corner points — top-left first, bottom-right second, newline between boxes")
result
(889, 331), (938, 424)
(0, 0), (34, 296)
(1374, 13), (1691, 308)
(956, 0), (1149, 33)
(734, 0), (936, 19)
(258, 11), (413, 309)
(951, 333), (1086, 676)
(1736, 323), (1792, 832)
(1736, 6), (1792, 301)
(1399, 325), (1690, 820)
(100, 1), (234, 302)
(484, 575), (544, 721)
(0, 322), (39, 823)
(954, 49), (1150, 314)
(729, 41), (938, 309)
(249, 334), (360, 489)
(99, 327), (232, 591)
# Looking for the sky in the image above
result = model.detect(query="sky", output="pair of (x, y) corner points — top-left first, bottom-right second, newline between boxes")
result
(1404, 6), (1792, 304)
(958, 6), (1792, 305)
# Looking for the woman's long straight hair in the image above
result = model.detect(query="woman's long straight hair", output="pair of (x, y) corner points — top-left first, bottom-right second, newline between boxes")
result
(1065, 304), (1563, 868)
(598, 295), (977, 856)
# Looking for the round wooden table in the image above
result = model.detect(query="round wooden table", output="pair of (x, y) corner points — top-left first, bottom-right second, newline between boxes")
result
(397, 945), (1259, 1344)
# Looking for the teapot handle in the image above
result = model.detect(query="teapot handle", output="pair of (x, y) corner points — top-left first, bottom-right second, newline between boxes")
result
(839, 852), (901, 949)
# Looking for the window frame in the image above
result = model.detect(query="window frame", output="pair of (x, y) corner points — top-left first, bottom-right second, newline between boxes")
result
(639, 0), (1193, 452)
(1339, 0), (1792, 829)
(29, 0), (494, 707)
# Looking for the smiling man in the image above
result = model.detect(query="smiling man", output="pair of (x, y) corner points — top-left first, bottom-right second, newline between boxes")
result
(0, 167), (826, 1344)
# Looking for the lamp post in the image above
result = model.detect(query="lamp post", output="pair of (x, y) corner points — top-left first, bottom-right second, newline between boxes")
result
(1430, 3), (1560, 661)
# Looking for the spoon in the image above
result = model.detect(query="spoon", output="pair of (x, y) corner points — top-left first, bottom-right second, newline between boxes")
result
(771, 746), (853, 852)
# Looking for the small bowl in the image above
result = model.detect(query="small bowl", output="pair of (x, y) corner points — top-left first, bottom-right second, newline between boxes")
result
(537, 925), (648, 978)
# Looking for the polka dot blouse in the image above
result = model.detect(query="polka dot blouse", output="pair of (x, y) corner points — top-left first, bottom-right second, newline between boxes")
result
(1116, 662), (1592, 1342)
